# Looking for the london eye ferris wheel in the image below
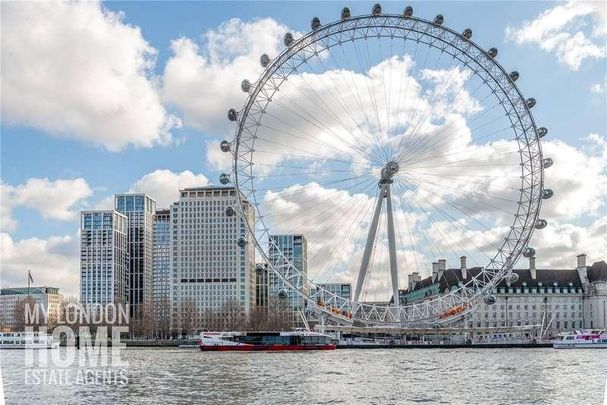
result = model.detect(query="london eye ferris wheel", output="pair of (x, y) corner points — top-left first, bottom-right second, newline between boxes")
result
(219, 4), (553, 325)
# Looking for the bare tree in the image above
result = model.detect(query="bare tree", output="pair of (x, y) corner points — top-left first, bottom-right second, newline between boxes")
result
(57, 296), (80, 332)
(14, 296), (43, 330)
(219, 300), (245, 331)
(153, 298), (171, 339)
(247, 306), (268, 331)
(140, 311), (155, 339)
(266, 297), (292, 331)
(200, 308), (222, 331)
(180, 300), (199, 337)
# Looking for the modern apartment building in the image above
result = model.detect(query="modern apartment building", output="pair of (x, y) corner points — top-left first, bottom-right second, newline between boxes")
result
(80, 210), (129, 306)
(268, 234), (308, 311)
(152, 209), (171, 336)
(0, 287), (63, 330)
(170, 186), (255, 333)
(115, 194), (156, 329)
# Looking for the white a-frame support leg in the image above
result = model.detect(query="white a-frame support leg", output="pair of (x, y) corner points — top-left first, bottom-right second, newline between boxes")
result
(353, 183), (400, 307)
(385, 185), (400, 308)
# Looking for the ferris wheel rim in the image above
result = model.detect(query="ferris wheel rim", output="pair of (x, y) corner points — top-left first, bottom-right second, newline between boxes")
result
(229, 11), (546, 324)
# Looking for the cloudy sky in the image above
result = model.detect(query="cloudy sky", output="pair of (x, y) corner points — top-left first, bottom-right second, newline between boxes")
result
(1, 1), (605, 299)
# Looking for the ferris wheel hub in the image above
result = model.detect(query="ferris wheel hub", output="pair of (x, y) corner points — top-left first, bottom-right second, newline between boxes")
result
(380, 161), (399, 184)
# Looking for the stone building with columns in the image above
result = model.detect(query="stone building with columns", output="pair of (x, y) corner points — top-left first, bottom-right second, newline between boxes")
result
(399, 254), (607, 336)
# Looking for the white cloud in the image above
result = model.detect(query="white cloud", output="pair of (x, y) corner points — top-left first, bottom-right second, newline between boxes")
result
(505, 0), (606, 70)
(94, 169), (213, 211)
(586, 132), (607, 158)
(207, 140), (233, 171)
(162, 18), (292, 136)
(590, 82), (605, 94)
(532, 215), (607, 269)
(541, 137), (607, 219)
(1, 181), (19, 233)
(1, 177), (92, 232)
(0, 232), (80, 298)
(1, 1), (180, 151)
(129, 169), (211, 208)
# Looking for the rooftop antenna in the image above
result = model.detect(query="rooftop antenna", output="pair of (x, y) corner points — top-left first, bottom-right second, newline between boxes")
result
(27, 269), (34, 297)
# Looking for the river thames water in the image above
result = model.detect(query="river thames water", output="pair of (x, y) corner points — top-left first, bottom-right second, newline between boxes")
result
(2, 347), (606, 404)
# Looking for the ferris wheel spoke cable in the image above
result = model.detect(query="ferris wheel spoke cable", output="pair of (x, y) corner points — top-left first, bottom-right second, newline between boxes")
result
(404, 149), (519, 171)
(282, 71), (377, 162)
(397, 177), (496, 262)
(252, 149), (363, 166)
(311, 199), (373, 281)
(406, 52), (462, 141)
(347, 35), (386, 158)
(251, 173), (373, 194)
(251, 136), (360, 165)
(387, 180), (432, 266)
(385, 38), (394, 136)
(334, 43), (389, 154)
(256, 186), (378, 234)
(393, 37), (420, 137)
(304, 43), (384, 158)
(402, 95), (513, 166)
(265, 98), (378, 166)
(391, 40), (434, 160)
(400, 172), (520, 219)
(401, 172), (521, 209)
(398, 80), (501, 163)
(312, 187), (378, 282)
(379, 36), (397, 156)
(395, 44), (460, 162)
(362, 37), (389, 156)
(354, 37), (390, 162)
(259, 107), (376, 162)
(400, 103), (506, 166)
(254, 168), (356, 179)
(399, 175), (506, 255)
(410, 184), (518, 235)
(259, 177), (377, 221)
(393, 180), (486, 273)
(392, 181), (459, 271)
(406, 128), (517, 168)
(263, 178), (378, 233)
(253, 162), (353, 171)
(297, 182), (379, 284)
(391, 182), (432, 278)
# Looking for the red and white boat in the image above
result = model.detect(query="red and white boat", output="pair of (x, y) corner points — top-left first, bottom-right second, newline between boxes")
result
(199, 331), (337, 351)
(553, 330), (607, 349)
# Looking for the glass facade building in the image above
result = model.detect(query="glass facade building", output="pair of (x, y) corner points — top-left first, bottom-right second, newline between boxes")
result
(255, 263), (269, 309)
(312, 283), (352, 301)
(115, 194), (157, 328)
(153, 209), (171, 335)
(268, 234), (308, 311)
(80, 210), (128, 306)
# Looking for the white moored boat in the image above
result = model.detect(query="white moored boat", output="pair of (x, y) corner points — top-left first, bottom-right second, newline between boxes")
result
(553, 330), (607, 349)
(0, 332), (59, 349)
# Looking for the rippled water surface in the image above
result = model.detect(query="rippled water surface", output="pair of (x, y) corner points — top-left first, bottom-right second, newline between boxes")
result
(2, 348), (606, 404)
